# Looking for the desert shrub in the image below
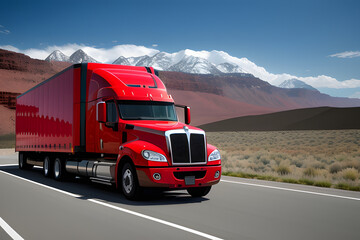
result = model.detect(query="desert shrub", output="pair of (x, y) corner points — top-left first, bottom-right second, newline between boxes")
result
(223, 171), (257, 179)
(260, 158), (270, 165)
(256, 175), (278, 181)
(336, 156), (347, 162)
(282, 178), (299, 184)
(343, 160), (360, 170)
(276, 165), (291, 175)
(329, 162), (342, 174)
(303, 167), (318, 177)
(299, 178), (315, 185)
(314, 181), (332, 188)
(312, 162), (326, 169)
(291, 159), (303, 168)
(335, 183), (360, 191)
(340, 168), (359, 181)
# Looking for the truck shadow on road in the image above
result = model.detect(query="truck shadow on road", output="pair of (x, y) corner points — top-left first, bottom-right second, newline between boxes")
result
(1, 166), (210, 206)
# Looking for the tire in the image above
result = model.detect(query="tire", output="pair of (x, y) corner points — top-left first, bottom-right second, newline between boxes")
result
(53, 158), (66, 181)
(187, 186), (211, 197)
(43, 156), (52, 177)
(121, 162), (142, 200)
(18, 152), (26, 170)
(19, 152), (33, 170)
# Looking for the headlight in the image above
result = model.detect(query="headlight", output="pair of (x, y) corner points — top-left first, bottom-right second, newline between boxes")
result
(142, 150), (167, 162)
(208, 149), (221, 161)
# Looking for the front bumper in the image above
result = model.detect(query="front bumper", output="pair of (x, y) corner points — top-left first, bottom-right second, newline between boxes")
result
(136, 165), (221, 188)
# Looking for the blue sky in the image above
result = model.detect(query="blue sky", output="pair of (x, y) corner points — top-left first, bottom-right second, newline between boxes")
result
(1, 0), (359, 97)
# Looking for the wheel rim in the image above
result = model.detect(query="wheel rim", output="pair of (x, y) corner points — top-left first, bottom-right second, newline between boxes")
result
(44, 157), (49, 175)
(54, 160), (60, 178)
(123, 169), (133, 194)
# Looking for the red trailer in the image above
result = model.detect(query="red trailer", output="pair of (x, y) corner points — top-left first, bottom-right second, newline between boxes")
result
(16, 63), (221, 200)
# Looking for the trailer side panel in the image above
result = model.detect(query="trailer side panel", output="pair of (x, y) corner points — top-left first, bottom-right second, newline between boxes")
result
(16, 66), (78, 153)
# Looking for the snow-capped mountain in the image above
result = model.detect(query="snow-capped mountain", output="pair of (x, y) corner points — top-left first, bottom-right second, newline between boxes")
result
(217, 62), (244, 73)
(45, 49), (98, 63)
(69, 49), (98, 63)
(168, 55), (221, 74)
(135, 52), (174, 71)
(45, 50), (69, 62)
(113, 55), (149, 66)
(111, 49), (248, 75)
(279, 79), (318, 91)
(112, 56), (131, 65)
(42, 47), (310, 86)
(45, 48), (252, 75)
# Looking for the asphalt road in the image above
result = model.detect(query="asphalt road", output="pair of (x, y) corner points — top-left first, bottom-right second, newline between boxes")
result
(1, 150), (360, 240)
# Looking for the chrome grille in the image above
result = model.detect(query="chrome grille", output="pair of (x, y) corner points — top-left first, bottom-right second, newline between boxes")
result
(166, 129), (207, 165)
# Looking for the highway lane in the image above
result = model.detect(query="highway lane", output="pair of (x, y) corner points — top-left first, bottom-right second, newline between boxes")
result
(1, 151), (360, 240)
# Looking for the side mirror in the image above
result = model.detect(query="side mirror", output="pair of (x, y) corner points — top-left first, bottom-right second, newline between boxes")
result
(175, 104), (191, 125)
(96, 102), (106, 123)
(185, 106), (191, 125)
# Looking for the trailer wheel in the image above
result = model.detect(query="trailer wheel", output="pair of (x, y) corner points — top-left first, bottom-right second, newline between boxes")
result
(43, 156), (53, 177)
(18, 152), (25, 169)
(121, 162), (142, 200)
(19, 153), (33, 170)
(187, 186), (211, 197)
(53, 158), (66, 181)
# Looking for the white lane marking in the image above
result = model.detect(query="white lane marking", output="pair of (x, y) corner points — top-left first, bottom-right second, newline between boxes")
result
(221, 179), (360, 201)
(0, 164), (18, 167)
(0, 170), (81, 198)
(88, 199), (223, 240)
(0, 164), (41, 169)
(0, 168), (223, 240)
(0, 217), (24, 240)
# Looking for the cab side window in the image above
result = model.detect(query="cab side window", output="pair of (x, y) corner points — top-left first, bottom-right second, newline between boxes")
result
(106, 101), (117, 122)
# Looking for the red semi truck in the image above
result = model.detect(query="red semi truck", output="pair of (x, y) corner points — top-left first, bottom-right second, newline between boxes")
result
(15, 63), (221, 200)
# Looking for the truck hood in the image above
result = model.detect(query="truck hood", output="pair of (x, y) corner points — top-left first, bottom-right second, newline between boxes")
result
(126, 121), (203, 134)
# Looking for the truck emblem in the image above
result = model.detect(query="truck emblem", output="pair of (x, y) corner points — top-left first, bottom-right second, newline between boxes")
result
(183, 126), (190, 142)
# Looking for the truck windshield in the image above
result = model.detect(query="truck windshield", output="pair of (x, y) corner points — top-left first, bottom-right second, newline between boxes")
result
(118, 101), (178, 121)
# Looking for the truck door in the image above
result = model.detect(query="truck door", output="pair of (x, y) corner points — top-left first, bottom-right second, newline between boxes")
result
(98, 100), (121, 154)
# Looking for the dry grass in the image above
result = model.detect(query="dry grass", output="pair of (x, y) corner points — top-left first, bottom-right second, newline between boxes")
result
(207, 130), (360, 191)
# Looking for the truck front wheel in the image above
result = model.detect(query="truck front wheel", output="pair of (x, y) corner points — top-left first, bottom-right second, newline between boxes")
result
(53, 158), (66, 181)
(121, 162), (142, 200)
(187, 186), (211, 197)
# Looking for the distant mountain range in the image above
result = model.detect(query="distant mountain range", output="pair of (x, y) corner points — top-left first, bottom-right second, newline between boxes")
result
(45, 49), (253, 76)
(44, 49), (330, 93)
